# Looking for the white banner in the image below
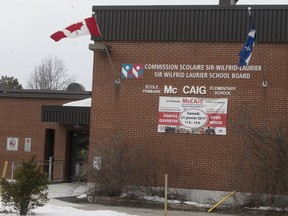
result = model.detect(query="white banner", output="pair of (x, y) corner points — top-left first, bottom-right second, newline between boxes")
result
(158, 97), (228, 135)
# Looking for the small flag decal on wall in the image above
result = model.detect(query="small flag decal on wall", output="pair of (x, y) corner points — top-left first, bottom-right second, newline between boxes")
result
(122, 64), (144, 78)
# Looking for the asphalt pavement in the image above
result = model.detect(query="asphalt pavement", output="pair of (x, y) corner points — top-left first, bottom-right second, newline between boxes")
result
(75, 203), (237, 216)
(48, 183), (237, 216)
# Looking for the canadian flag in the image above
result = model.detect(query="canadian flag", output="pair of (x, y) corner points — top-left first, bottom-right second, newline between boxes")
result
(50, 17), (102, 42)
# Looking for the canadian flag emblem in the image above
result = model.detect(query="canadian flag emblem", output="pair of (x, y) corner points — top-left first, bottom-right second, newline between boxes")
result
(50, 17), (101, 42)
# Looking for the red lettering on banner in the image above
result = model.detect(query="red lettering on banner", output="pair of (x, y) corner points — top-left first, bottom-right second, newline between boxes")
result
(158, 112), (180, 125)
(207, 114), (226, 127)
(182, 98), (203, 104)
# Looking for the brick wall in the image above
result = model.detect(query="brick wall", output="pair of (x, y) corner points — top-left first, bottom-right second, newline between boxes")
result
(0, 97), (72, 179)
(89, 41), (288, 192)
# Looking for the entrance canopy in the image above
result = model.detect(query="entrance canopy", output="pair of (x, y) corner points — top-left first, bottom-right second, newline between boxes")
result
(41, 98), (91, 124)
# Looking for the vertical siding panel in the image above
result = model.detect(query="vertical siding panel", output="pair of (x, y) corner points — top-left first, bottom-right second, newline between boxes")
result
(124, 10), (130, 41)
(271, 10), (276, 41)
(199, 10), (204, 41)
(228, 10), (235, 41)
(140, 10), (145, 40)
(133, 10), (138, 40)
(280, 10), (284, 41)
(239, 10), (247, 41)
(145, 10), (151, 40)
(202, 10), (207, 41)
(116, 11), (121, 40)
(188, 10), (193, 41)
(179, 10), (186, 41)
(195, 10), (199, 41)
(215, 11), (220, 41)
(93, 6), (288, 42)
(185, 10), (190, 41)
(176, 10), (180, 40)
(135, 10), (140, 40)
(265, 10), (272, 41)
(255, 10), (261, 42)
(276, 10), (281, 42)
(181, 10), (187, 41)
(221, 10), (226, 41)
(223, 10), (228, 41)
(119, 10), (125, 40)
(284, 10), (288, 41)
(233, 9), (239, 41)
(108, 10), (115, 40)
(165, 10), (169, 40)
(176, 10), (181, 40)
(170, 10), (176, 40)
(191, 10), (195, 41)
(108, 10), (114, 40)
(153, 10), (158, 40)
(211, 10), (216, 41)
(206, 10), (211, 41)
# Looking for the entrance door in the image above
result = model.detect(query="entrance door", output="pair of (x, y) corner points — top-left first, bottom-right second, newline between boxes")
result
(67, 130), (89, 182)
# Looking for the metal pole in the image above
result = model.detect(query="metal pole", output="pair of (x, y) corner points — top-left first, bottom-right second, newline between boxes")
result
(208, 191), (236, 212)
(164, 174), (168, 216)
(104, 45), (117, 77)
(11, 161), (15, 180)
(48, 157), (53, 182)
(1, 161), (8, 178)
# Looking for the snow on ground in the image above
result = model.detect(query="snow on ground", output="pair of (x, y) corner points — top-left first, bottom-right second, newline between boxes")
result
(0, 183), (137, 216)
(143, 195), (210, 208)
(0, 183), (233, 216)
(34, 206), (137, 216)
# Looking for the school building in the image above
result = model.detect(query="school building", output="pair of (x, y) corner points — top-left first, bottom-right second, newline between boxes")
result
(1, 1), (287, 202)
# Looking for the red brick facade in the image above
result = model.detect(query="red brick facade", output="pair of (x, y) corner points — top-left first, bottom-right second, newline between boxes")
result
(0, 42), (286, 194)
(0, 97), (72, 179)
(89, 41), (288, 192)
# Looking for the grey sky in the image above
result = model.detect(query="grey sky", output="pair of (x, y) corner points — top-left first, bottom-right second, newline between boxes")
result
(1, 0), (287, 90)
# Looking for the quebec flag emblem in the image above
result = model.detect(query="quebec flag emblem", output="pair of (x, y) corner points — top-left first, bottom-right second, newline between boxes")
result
(122, 64), (144, 78)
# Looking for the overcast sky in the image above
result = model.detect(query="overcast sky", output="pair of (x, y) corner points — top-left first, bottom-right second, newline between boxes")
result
(1, 0), (287, 91)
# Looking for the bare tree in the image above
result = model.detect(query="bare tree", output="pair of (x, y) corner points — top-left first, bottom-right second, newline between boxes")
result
(27, 56), (77, 90)
(232, 102), (288, 214)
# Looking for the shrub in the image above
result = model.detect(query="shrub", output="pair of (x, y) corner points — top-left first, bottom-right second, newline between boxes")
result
(92, 137), (133, 196)
(0, 155), (49, 215)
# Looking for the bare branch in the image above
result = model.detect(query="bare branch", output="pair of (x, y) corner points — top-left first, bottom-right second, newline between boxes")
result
(27, 55), (77, 90)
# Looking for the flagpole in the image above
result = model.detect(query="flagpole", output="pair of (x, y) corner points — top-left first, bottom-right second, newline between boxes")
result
(92, 12), (120, 86)
(248, 7), (252, 16)
(238, 7), (256, 67)
(104, 43), (118, 78)
(248, 7), (267, 88)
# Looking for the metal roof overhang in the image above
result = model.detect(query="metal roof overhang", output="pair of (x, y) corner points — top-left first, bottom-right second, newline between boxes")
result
(41, 105), (90, 125)
(92, 5), (288, 42)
